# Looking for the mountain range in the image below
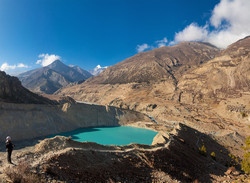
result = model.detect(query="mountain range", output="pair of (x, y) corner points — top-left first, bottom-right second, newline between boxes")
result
(18, 60), (93, 94)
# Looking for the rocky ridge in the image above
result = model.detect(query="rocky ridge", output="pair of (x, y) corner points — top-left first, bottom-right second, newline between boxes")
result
(0, 71), (54, 104)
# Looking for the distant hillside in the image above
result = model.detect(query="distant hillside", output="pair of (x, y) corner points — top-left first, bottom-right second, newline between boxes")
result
(0, 71), (54, 104)
(18, 60), (93, 94)
(68, 65), (93, 78)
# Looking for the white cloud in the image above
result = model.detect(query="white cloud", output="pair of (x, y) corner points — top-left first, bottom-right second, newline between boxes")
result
(210, 0), (250, 29)
(0, 63), (16, 70)
(136, 44), (150, 53)
(0, 62), (28, 71)
(174, 23), (208, 43)
(136, 0), (250, 51)
(36, 53), (61, 67)
(172, 0), (250, 48)
(17, 63), (28, 68)
(135, 37), (168, 52)
(156, 37), (168, 47)
(208, 0), (250, 48)
(96, 65), (108, 69)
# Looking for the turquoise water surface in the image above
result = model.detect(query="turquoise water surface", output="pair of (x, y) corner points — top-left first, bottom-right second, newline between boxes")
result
(49, 126), (158, 145)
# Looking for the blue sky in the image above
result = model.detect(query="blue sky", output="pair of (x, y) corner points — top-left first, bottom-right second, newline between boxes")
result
(0, 0), (249, 75)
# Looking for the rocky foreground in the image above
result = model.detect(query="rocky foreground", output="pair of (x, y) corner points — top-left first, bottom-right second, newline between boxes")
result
(0, 123), (249, 183)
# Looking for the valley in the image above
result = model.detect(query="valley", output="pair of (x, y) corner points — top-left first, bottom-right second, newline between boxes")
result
(0, 37), (249, 182)
(57, 37), (250, 137)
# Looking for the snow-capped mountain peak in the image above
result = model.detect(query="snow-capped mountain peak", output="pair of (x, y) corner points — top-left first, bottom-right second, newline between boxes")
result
(89, 65), (108, 76)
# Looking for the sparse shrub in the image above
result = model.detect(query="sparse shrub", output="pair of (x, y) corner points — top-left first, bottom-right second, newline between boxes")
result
(242, 136), (250, 151)
(4, 160), (42, 183)
(241, 136), (250, 174)
(199, 144), (207, 156)
(228, 153), (240, 166)
(241, 152), (250, 174)
(228, 153), (237, 159)
(240, 111), (248, 118)
(211, 152), (216, 160)
(235, 157), (239, 163)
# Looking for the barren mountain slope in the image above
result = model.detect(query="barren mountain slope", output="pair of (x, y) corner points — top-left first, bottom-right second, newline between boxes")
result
(177, 36), (250, 104)
(86, 41), (219, 84)
(56, 41), (220, 104)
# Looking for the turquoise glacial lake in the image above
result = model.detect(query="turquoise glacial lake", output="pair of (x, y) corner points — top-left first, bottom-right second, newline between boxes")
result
(49, 126), (158, 145)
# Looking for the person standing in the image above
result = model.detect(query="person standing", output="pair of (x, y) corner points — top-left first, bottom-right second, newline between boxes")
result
(6, 136), (14, 164)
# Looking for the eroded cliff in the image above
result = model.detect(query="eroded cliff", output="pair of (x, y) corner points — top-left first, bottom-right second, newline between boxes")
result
(0, 102), (150, 141)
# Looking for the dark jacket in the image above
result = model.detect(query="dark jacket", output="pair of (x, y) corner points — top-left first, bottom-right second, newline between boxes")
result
(6, 141), (14, 151)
